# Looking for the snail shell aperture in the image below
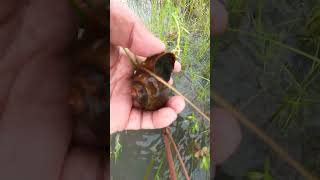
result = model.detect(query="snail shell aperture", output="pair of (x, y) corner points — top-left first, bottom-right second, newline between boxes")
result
(131, 52), (176, 111)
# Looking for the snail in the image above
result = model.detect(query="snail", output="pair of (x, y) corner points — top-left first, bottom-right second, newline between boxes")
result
(68, 36), (107, 145)
(131, 52), (176, 111)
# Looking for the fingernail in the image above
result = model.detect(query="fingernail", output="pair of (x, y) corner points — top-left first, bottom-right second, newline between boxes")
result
(174, 61), (182, 72)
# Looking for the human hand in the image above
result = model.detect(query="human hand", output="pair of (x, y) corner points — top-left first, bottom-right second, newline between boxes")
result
(0, 0), (107, 179)
(110, 0), (185, 134)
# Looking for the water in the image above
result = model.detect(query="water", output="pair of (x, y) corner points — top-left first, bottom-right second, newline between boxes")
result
(214, 0), (320, 179)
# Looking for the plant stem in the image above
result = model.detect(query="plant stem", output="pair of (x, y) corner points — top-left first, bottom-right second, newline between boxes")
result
(227, 28), (320, 64)
(143, 66), (210, 121)
(154, 152), (165, 180)
(212, 88), (319, 180)
(144, 156), (155, 180)
(162, 128), (177, 180)
(172, 14), (181, 56)
(123, 48), (210, 122)
(165, 128), (190, 180)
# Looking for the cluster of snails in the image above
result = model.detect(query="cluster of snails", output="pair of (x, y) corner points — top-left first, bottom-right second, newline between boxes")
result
(131, 52), (176, 111)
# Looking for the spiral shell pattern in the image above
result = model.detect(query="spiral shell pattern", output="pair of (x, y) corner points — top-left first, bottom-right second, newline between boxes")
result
(131, 52), (176, 110)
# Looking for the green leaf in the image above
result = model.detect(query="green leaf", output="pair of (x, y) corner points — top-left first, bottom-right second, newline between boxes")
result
(246, 172), (264, 180)
(190, 122), (199, 134)
(200, 156), (210, 171)
(113, 134), (122, 163)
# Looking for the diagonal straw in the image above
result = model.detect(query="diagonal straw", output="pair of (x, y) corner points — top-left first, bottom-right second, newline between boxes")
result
(122, 48), (210, 122)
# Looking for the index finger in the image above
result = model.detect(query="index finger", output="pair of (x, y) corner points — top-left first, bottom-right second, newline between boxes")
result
(110, 0), (165, 57)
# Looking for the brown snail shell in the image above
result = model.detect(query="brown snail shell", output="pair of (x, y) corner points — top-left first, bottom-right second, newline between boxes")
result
(68, 39), (107, 145)
(131, 52), (176, 111)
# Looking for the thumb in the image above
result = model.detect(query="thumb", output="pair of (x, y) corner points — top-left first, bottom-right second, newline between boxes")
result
(110, 0), (165, 57)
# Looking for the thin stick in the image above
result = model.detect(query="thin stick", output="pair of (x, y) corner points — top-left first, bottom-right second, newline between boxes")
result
(124, 47), (202, 178)
(123, 48), (210, 122)
(227, 28), (320, 64)
(165, 128), (190, 180)
(162, 129), (177, 180)
(142, 66), (210, 121)
(212, 88), (319, 180)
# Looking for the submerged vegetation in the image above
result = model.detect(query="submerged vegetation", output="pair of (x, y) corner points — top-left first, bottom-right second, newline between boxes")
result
(110, 134), (122, 163)
(215, 0), (320, 178)
(223, 0), (320, 131)
(245, 157), (273, 180)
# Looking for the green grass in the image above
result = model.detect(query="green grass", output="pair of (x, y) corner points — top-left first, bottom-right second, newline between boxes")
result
(110, 133), (122, 163)
(245, 157), (274, 180)
(128, 0), (210, 109)
(223, 0), (320, 131)
(208, 1), (320, 179)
